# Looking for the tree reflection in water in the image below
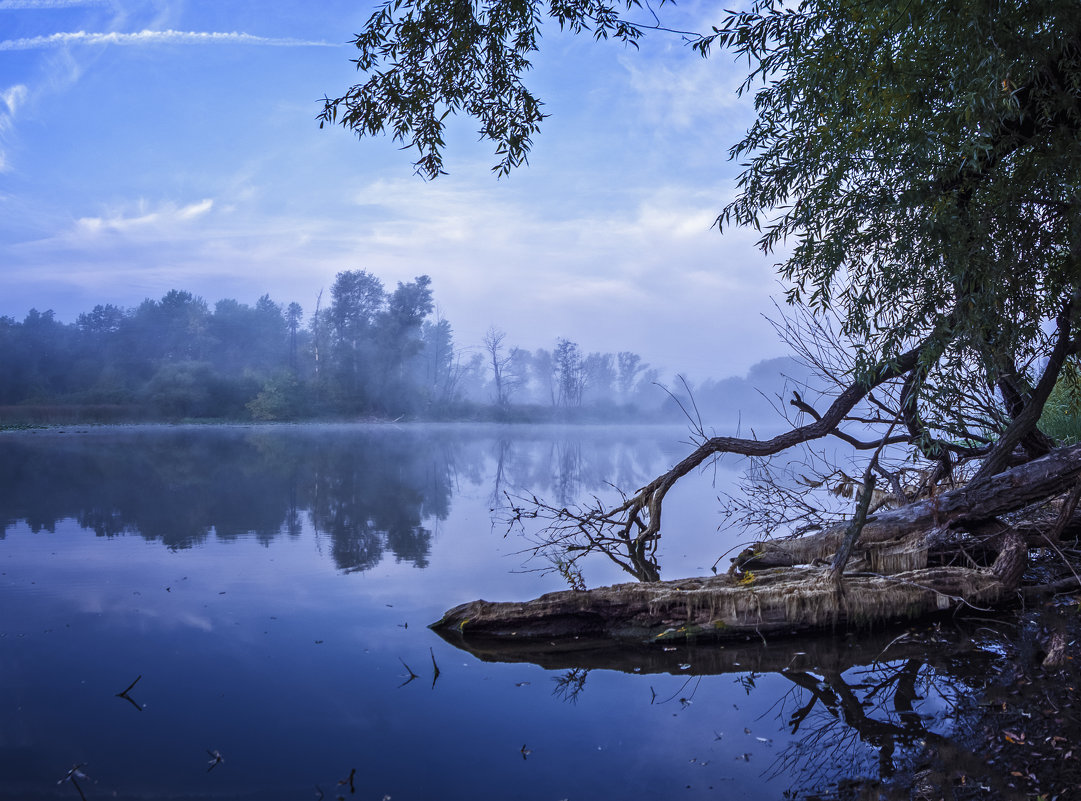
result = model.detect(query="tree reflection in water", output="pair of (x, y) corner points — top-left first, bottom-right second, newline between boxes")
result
(437, 618), (1074, 799)
(0, 427), (451, 572)
(486, 429), (657, 509)
(0, 425), (665, 576)
(773, 652), (1002, 798)
(488, 430), (668, 582)
(4, 426), (1078, 798)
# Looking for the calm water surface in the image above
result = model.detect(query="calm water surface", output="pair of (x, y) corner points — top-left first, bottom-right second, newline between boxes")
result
(0, 425), (1005, 799)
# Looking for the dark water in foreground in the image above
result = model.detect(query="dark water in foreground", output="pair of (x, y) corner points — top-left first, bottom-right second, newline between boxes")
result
(0, 425), (1055, 800)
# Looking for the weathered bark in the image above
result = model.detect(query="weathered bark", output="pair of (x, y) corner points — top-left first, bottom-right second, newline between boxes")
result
(828, 458), (877, 581)
(434, 444), (1081, 647)
(734, 442), (1081, 573)
(431, 562), (1018, 645)
(1042, 631), (1070, 669)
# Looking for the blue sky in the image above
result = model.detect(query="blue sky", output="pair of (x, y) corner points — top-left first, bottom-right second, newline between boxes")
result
(0, 0), (784, 379)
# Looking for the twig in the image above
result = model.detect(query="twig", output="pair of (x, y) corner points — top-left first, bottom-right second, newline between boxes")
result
(397, 657), (418, 687)
(57, 764), (89, 801)
(430, 647), (441, 688)
(115, 674), (143, 711)
(116, 674), (142, 696)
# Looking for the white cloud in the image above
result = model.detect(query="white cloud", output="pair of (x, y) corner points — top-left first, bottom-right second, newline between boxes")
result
(331, 175), (779, 376)
(75, 198), (214, 235)
(1, 83), (27, 113)
(0, 83), (27, 130)
(0, 29), (337, 51)
(619, 52), (748, 131)
(0, 84), (28, 171)
(2, 170), (780, 377)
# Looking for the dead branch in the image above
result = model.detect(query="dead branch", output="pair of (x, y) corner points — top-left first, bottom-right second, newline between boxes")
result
(515, 340), (931, 572)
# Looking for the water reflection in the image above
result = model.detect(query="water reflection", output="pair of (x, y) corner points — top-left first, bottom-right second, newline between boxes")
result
(487, 431), (657, 508)
(2, 426), (1071, 799)
(1, 427), (443, 572)
(0, 425), (665, 576)
(435, 620), (1057, 799)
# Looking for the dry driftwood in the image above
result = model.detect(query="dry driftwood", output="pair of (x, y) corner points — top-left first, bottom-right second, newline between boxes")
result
(431, 552), (1020, 644)
(432, 444), (1081, 646)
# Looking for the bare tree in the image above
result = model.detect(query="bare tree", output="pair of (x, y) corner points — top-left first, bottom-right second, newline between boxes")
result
(616, 352), (646, 403)
(483, 326), (525, 407)
(554, 338), (584, 408)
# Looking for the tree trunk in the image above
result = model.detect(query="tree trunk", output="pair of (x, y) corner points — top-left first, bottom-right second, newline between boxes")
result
(431, 563), (1016, 644)
(432, 443), (1081, 647)
(734, 442), (1081, 573)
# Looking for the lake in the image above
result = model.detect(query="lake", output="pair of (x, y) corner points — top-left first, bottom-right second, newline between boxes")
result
(0, 425), (1030, 799)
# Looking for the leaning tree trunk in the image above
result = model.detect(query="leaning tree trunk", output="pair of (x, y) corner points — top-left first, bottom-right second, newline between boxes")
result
(733, 442), (1081, 573)
(432, 444), (1081, 646)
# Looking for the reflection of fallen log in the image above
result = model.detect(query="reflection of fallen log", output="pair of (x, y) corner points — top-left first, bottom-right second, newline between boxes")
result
(431, 617), (989, 676)
(432, 445), (1081, 646)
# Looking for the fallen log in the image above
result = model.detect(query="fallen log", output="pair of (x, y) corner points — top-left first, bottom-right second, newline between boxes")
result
(734, 442), (1081, 573)
(431, 529), (1026, 644)
(433, 446), (1081, 647)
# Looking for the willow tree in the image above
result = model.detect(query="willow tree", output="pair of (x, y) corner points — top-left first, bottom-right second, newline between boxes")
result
(322, 1), (1081, 639)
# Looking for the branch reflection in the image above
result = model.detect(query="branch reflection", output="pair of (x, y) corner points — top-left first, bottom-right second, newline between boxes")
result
(435, 621), (1039, 798)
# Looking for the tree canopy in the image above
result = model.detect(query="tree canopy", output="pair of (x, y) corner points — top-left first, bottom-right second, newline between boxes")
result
(325, 0), (1080, 461)
(323, 0), (1081, 588)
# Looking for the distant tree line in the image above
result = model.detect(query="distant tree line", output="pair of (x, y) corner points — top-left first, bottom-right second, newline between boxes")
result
(0, 271), (668, 423)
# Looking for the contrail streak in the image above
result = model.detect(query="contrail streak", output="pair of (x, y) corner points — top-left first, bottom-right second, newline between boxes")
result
(0, 29), (338, 50)
(0, 0), (112, 9)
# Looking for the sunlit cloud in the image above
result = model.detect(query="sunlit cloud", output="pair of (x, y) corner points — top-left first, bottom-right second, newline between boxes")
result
(0, 29), (337, 51)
